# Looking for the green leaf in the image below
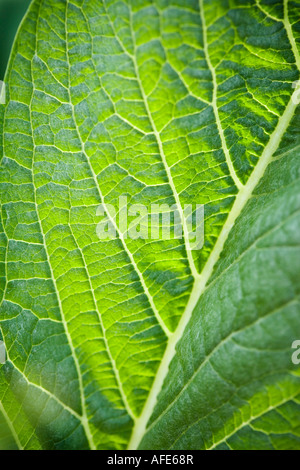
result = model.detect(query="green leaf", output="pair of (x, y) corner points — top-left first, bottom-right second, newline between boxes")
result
(0, 0), (299, 450)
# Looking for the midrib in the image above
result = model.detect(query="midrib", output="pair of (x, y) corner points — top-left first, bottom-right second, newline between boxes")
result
(128, 88), (299, 450)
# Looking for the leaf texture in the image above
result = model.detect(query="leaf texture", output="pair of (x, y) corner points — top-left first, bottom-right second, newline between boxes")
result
(0, 0), (299, 450)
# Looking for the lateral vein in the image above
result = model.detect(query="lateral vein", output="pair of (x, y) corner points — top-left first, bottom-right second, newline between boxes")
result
(199, 0), (244, 191)
(26, 0), (97, 451)
(126, 5), (200, 280)
(0, 401), (23, 450)
(74, 0), (171, 339)
(284, 0), (300, 71)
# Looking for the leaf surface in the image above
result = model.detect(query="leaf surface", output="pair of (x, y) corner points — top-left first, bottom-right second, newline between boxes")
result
(0, 0), (299, 450)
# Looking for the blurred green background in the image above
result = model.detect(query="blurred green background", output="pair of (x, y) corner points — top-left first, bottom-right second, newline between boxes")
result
(0, 0), (32, 79)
